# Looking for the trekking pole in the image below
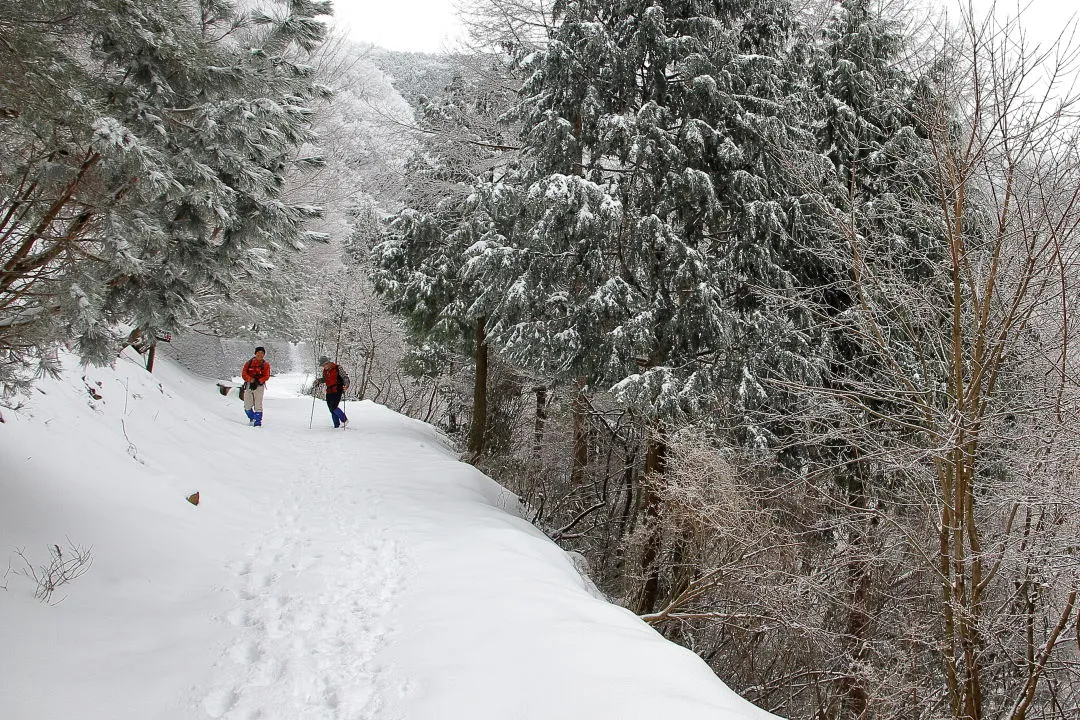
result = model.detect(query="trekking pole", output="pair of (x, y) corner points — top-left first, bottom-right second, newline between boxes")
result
(308, 322), (318, 429)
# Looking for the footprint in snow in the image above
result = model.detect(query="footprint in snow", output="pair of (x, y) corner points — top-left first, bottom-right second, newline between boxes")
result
(201, 687), (237, 718)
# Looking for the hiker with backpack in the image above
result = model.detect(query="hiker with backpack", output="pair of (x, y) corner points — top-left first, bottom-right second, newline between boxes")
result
(241, 346), (272, 426)
(314, 356), (350, 428)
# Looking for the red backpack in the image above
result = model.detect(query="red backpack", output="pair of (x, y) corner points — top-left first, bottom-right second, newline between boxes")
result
(323, 363), (349, 393)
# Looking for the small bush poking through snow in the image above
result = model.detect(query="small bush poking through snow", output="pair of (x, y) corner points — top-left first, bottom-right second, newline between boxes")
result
(14, 540), (93, 604)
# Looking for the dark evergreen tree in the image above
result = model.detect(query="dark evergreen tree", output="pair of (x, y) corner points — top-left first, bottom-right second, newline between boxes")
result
(465, 0), (829, 432)
(0, 0), (331, 390)
(454, 0), (834, 612)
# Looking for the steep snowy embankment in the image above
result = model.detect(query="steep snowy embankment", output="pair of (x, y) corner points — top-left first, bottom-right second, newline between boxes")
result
(0, 350), (780, 720)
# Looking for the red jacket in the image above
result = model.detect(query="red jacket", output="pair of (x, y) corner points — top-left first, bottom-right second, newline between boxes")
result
(321, 362), (349, 394)
(242, 357), (271, 384)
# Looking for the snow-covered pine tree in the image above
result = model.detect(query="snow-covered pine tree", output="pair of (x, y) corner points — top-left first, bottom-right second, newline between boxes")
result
(0, 0), (330, 393)
(467, 0), (833, 426)
(371, 56), (518, 454)
(459, 0), (831, 611)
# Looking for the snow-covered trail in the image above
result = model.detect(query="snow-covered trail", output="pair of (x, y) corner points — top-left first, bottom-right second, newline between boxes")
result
(198, 401), (410, 719)
(1, 354), (781, 720)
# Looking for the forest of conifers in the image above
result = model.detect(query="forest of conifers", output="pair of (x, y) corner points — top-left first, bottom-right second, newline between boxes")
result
(2, 1), (1078, 719)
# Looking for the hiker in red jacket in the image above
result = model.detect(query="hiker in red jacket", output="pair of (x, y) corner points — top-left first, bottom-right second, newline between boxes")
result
(242, 346), (272, 426)
(314, 356), (350, 428)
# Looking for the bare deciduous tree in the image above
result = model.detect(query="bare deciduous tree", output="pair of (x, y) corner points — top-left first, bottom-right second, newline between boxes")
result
(757, 8), (1080, 719)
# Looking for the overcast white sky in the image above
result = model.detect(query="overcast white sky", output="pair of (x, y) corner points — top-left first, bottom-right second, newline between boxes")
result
(329, 0), (1066, 55)
(332, 0), (467, 53)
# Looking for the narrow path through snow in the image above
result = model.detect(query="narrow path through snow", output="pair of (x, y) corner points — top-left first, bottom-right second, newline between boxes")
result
(198, 399), (410, 720)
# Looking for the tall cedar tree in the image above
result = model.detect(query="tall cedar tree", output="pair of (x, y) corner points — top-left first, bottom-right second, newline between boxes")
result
(457, 0), (832, 610)
(465, 0), (827, 432)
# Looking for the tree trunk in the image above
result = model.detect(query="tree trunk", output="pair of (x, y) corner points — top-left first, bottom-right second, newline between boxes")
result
(633, 430), (666, 615)
(358, 351), (375, 401)
(467, 317), (488, 458)
(532, 385), (547, 459)
(145, 342), (157, 373)
(838, 462), (871, 720)
(570, 378), (588, 484)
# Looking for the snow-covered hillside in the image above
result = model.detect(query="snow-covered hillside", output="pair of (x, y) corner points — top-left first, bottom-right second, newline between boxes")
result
(0, 350), (780, 720)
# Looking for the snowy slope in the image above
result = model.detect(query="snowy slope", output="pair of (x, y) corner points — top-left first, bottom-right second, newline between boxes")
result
(0, 350), (781, 720)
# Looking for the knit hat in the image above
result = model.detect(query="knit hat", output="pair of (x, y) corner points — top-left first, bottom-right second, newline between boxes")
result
(318, 356), (331, 365)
